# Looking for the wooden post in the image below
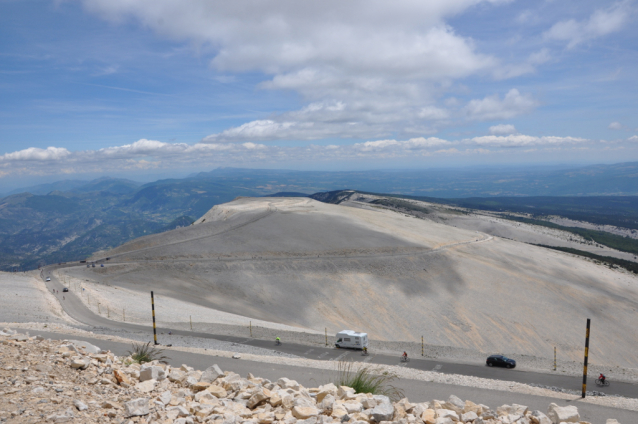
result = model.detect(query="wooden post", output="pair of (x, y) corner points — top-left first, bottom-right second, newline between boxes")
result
(582, 318), (591, 398)
(151, 291), (158, 345)
(325, 328), (328, 347)
(190, 315), (193, 331)
(250, 321), (252, 337)
(554, 347), (557, 371)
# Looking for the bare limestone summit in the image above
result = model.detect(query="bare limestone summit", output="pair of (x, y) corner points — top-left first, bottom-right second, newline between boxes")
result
(0, 328), (623, 423)
(75, 197), (638, 368)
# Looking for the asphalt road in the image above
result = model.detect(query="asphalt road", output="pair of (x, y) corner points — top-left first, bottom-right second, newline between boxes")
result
(27, 329), (638, 424)
(41, 264), (638, 400)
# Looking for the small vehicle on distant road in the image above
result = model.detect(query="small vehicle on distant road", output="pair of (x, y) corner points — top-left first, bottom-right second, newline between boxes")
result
(335, 330), (368, 350)
(45, 277), (51, 282)
(62, 288), (69, 292)
(486, 354), (516, 369)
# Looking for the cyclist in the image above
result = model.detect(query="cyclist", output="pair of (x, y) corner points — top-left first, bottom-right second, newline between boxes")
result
(402, 351), (408, 361)
(362, 346), (368, 355)
(599, 373), (606, 384)
(275, 336), (281, 345)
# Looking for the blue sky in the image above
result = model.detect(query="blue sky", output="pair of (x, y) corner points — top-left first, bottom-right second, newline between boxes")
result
(1, 0), (637, 188)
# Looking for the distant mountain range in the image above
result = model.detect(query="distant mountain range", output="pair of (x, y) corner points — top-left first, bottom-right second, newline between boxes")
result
(2, 161), (638, 271)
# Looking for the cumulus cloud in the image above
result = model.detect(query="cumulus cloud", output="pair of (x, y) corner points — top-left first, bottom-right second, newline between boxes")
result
(544, 2), (631, 48)
(629, 135), (638, 142)
(464, 89), (538, 121)
(489, 124), (517, 135)
(0, 147), (71, 162)
(470, 134), (587, 147)
(79, 0), (515, 141)
(609, 122), (623, 130)
(0, 131), (619, 178)
(353, 137), (450, 152)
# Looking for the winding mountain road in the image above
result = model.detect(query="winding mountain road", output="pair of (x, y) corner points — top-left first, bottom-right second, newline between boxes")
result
(41, 262), (638, 400)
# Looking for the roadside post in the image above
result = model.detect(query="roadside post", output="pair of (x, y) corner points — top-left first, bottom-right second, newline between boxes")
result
(151, 291), (159, 345)
(554, 347), (557, 371)
(250, 321), (252, 337)
(422, 336), (424, 356)
(582, 318), (591, 398)
(325, 328), (328, 346)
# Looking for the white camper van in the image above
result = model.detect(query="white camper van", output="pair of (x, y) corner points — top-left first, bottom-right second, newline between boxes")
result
(335, 330), (368, 349)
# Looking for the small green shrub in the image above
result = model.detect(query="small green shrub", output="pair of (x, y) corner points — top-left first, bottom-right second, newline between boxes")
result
(127, 341), (169, 364)
(335, 360), (404, 401)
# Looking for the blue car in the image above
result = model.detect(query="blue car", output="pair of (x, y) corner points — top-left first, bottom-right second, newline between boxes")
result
(486, 354), (516, 369)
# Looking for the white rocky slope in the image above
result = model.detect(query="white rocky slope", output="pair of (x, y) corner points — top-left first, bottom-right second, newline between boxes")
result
(0, 329), (618, 424)
(71, 197), (638, 368)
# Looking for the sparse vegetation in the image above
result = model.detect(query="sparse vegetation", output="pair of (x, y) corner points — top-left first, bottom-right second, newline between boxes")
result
(127, 341), (170, 364)
(334, 360), (403, 401)
(508, 216), (638, 255)
(370, 198), (432, 215)
(533, 244), (638, 275)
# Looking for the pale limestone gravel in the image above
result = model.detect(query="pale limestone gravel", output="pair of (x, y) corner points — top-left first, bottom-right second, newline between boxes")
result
(4, 322), (638, 413)
(0, 271), (79, 325)
(54, 270), (323, 334)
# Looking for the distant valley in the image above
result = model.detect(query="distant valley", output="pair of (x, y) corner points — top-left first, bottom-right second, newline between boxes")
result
(2, 162), (638, 271)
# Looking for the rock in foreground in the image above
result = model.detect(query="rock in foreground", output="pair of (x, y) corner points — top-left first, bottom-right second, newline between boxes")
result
(0, 328), (622, 424)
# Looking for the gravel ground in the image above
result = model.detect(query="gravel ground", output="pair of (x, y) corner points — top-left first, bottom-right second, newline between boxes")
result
(54, 269), (323, 334)
(0, 271), (77, 324)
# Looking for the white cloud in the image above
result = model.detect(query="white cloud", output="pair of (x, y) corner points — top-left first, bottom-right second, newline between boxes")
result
(609, 122), (623, 130)
(528, 48), (551, 65)
(544, 2), (631, 48)
(464, 89), (538, 121)
(79, 0), (515, 141)
(354, 137), (450, 152)
(1, 131), (622, 178)
(629, 135), (638, 142)
(489, 124), (517, 135)
(203, 120), (296, 143)
(470, 134), (587, 147)
(0, 147), (71, 162)
(493, 48), (551, 79)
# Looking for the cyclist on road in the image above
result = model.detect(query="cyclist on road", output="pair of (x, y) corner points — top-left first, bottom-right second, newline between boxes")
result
(362, 346), (368, 355)
(275, 337), (281, 345)
(599, 373), (606, 384)
(402, 351), (408, 360)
